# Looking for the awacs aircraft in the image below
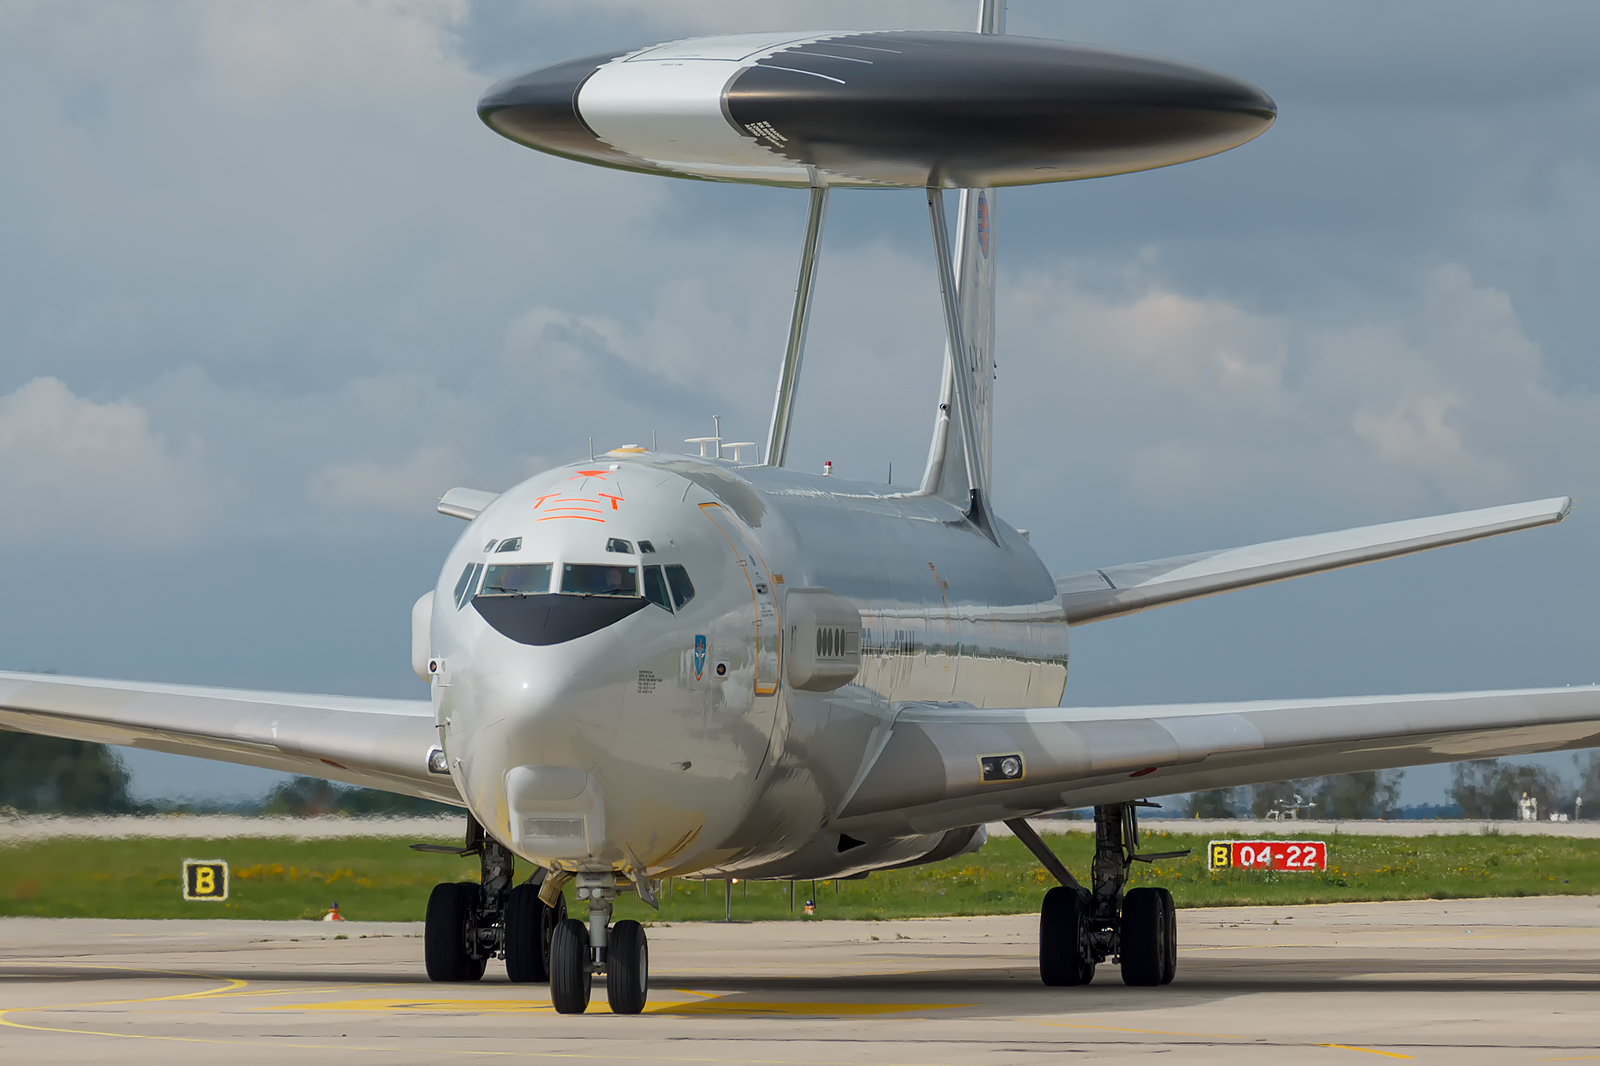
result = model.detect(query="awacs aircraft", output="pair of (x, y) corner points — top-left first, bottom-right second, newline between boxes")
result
(4, 4), (1599, 1017)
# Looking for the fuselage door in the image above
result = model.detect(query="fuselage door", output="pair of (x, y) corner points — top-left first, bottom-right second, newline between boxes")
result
(699, 503), (780, 695)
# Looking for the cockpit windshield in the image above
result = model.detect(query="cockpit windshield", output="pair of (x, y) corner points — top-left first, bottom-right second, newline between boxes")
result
(479, 563), (552, 596)
(561, 563), (638, 597)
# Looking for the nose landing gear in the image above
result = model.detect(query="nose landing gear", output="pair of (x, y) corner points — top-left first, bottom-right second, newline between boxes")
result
(550, 871), (650, 1015)
(1007, 803), (1186, 988)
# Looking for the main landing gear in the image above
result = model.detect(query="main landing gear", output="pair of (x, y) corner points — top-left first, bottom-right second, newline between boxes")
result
(417, 816), (567, 985)
(548, 871), (650, 1015)
(1006, 803), (1185, 988)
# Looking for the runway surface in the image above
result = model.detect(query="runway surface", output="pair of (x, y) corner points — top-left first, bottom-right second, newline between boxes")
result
(3, 897), (1598, 1064)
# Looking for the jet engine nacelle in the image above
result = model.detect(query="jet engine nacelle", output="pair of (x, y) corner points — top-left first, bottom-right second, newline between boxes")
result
(784, 588), (861, 692)
(411, 590), (434, 682)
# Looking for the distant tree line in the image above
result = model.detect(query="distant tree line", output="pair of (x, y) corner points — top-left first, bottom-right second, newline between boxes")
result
(1180, 755), (1600, 820)
(0, 729), (454, 817)
(0, 731), (136, 814)
(7, 727), (1599, 822)
(1180, 770), (1406, 820)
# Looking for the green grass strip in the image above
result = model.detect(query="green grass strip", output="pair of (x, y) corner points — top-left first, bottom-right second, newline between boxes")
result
(1, 830), (1595, 922)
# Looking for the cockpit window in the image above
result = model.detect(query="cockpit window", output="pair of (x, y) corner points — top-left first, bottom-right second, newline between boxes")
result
(605, 537), (633, 554)
(480, 563), (552, 596)
(642, 565), (672, 613)
(637, 540), (656, 554)
(453, 562), (483, 608)
(665, 565), (695, 610)
(482, 540), (498, 553)
(561, 563), (637, 597)
(495, 537), (523, 553)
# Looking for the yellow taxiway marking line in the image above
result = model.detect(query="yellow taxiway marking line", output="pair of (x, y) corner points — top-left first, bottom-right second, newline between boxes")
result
(1319, 1044), (1415, 1059)
(1039, 1021), (1243, 1039)
(264, 995), (964, 1017)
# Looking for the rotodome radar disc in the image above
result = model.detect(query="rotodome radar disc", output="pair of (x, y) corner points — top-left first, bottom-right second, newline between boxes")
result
(478, 31), (1276, 188)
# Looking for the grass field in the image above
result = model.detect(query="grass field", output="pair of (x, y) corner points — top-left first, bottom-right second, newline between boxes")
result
(2, 829), (1596, 922)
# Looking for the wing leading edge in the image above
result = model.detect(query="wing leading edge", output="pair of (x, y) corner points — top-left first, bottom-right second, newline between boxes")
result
(1057, 496), (1572, 625)
(834, 686), (1600, 837)
(0, 670), (458, 805)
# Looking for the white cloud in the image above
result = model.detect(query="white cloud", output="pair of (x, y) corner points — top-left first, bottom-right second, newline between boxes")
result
(0, 377), (215, 545)
(997, 260), (1597, 544)
(308, 443), (465, 515)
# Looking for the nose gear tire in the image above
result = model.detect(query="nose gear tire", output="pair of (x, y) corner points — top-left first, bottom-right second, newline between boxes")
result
(549, 917), (592, 1014)
(424, 882), (487, 982)
(1119, 887), (1167, 986)
(1039, 886), (1094, 986)
(505, 881), (564, 983)
(606, 919), (649, 1015)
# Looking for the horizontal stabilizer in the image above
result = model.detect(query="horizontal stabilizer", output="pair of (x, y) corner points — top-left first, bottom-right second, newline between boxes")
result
(0, 671), (457, 805)
(438, 486), (499, 521)
(1057, 496), (1571, 625)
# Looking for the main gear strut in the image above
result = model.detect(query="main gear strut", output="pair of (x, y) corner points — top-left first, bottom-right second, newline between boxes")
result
(417, 814), (563, 984)
(1006, 802), (1186, 987)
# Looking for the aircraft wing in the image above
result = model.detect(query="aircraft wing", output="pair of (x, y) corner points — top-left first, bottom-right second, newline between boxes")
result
(0, 670), (459, 805)
(1057, 496), (1572, 625)
(834, 686), (1600, 836)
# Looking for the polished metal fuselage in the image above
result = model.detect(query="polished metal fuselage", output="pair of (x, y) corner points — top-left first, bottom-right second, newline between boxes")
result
(430, 452), (1068, 881)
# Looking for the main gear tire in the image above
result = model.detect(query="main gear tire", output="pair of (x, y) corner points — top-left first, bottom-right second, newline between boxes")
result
(1120, 887), (1166, 987)
(1156, 886), (1177, 985)
(424, 881), (486, 982)
(505, 881), (564, 982)
(1040, 886), (1095, 986)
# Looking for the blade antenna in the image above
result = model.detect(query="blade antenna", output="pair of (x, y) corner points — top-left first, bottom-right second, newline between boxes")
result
(764, 180), (829, 467)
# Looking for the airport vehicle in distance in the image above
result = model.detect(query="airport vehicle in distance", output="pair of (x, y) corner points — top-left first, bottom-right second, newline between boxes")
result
(4, 2), (1598, 1015)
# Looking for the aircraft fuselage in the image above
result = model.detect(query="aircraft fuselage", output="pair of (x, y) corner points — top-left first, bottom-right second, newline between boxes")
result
(430, 452), (1067, 882)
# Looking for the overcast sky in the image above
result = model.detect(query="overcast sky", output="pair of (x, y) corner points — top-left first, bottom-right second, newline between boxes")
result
(3, 0), (1598, 805)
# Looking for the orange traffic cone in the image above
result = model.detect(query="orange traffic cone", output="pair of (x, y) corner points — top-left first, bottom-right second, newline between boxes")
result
(323, 902), (345, 922)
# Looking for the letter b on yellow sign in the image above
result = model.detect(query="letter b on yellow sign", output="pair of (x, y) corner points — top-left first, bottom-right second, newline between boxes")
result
(183, 859), (229, 901)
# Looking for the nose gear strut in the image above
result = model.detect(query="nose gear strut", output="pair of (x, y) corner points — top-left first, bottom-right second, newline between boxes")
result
(550, 870), (650, 1014)
(1006, 803), (1187, 987)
